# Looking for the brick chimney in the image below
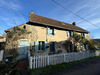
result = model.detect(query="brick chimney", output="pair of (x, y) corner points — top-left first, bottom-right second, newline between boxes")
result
(72, 22), (76, 26)
(29, 11), (34, 21)
(30, 11), (34, 14)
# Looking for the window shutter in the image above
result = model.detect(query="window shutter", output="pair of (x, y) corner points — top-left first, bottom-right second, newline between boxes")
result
(34, 41), (38, 52)
(86, 45), (88, 49)
(83, 33), (85, 37)
(40, 42), (42, 50)
(83, 45), (85, 50)
(71, 32), (73, 37)
(54, 29), (56, 35)
(50, 29), (52, 34)
(85, 34), (86, 38)
(67, 31), (69, 37)
(45, 41), (48, 51)
(81, 33), (83, 36)
(47, 28), (50, 35)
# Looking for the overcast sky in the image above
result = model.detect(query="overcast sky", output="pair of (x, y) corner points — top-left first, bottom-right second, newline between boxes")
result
(0, 0), (100, 39)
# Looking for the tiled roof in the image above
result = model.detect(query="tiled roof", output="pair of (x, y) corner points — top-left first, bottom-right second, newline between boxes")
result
(0, 36), (4, 39)
(29, 13), (89, 33)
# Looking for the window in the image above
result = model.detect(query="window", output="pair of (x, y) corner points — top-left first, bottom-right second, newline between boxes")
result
(67, 31), (73, 37)
(23, 25), (26, 29)
(81, 33), (85, 37)
(39, 41), (45, 50)
(34, 41), (48, 52)
(70, 31), (74, 37)
(47, 27), (56, 35)
(50, 28), (54, 35)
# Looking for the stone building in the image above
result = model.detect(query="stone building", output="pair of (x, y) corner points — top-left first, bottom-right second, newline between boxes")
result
(0, 36), (6, 50)
(5, 11), (89, 60)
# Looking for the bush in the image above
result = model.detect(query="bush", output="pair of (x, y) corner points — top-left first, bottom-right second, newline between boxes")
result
(88, 43), (96, 50)
(7, 27), (27, 38)
(9, 68), (22, 75)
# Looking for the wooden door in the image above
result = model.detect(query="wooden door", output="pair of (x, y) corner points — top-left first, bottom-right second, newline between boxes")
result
(19, 40), (29, 60)
(50, 42), (55, 52)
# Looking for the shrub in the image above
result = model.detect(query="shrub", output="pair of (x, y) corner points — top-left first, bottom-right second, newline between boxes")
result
(73, 32), (96, 50)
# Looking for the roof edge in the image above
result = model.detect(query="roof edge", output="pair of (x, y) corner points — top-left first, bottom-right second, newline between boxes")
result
(5, 23), (28, 33)
(29, 21), (89, 33)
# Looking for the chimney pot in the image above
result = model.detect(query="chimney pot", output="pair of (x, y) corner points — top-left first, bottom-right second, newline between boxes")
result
(30, 11), (34, 14)
(72, 22), (76, 26)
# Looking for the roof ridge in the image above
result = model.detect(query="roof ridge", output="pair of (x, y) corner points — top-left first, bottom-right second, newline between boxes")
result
(32, 13), (73, 26)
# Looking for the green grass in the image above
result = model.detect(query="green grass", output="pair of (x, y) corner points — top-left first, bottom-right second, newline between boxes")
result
(30, 56), (100, 75)
(96, 50), (100, 52)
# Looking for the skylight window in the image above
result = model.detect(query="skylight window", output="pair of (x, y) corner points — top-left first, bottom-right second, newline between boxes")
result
(60, 22), (65, 25)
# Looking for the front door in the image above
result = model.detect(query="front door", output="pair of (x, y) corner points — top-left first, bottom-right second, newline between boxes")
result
(50, 42), (55, 52)
(19, 40), (29, 60)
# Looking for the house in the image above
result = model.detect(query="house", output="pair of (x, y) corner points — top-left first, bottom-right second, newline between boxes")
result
(0, 36), (6, 50)
(4, 11), (89, 60)
(0, 36), (6, 42)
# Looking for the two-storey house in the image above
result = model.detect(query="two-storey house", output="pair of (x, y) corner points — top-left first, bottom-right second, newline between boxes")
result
(5, 11), (89, 60)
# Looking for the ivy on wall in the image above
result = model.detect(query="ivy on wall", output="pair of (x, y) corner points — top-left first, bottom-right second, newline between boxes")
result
(7, 27), (30, 38)
(72, 32), (95, 51)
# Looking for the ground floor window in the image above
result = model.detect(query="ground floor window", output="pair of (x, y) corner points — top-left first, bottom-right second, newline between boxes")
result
(34, 41), (47, 52)
(39, 41), (45, 50)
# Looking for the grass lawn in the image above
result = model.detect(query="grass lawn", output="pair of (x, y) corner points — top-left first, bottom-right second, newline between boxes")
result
(30, 56), (100, 75)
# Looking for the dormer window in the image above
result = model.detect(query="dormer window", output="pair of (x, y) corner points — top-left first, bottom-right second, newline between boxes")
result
(60, 22), (65, 25)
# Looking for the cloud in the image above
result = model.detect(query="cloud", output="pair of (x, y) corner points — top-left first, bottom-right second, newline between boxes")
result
(85, 13), (97, 19)
(48, 0), (74, 17)
(0, 0), (22, 10)
(91, 18), (100, 24)
(75, 4), (87, 12)
(77, 18), (100, 31)
(0, 14), (27, 30)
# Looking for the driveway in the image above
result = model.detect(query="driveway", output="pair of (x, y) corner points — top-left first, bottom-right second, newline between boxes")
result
(50, 57), (100, 75)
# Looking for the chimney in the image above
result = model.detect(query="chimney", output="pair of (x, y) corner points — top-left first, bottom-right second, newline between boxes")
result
(30, 11), (34, 14)
(29, 11), (34, 21)
(72, 22), (76, 26)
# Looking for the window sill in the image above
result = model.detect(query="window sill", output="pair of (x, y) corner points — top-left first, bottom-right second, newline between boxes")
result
(48, 34), (55, 36)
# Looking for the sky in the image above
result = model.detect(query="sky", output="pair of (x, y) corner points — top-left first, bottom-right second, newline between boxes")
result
(0, 0), (100, 39)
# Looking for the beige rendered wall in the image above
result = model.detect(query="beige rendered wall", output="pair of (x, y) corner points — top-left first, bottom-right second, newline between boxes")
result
(0, 38), (6, 42)
(18, 24), (90, 55)
(6, 23), (89, 45)
(5, 23), (89, 56)
(21, 24), (68, 45)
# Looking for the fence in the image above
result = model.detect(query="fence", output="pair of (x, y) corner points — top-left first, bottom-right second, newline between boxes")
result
(28, 51), (100, 69)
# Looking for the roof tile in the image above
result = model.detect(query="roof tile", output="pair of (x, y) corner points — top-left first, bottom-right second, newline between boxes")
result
(29, 13), (89, 33)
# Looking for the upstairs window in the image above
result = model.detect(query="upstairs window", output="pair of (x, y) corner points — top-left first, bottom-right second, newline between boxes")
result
(81, 33), (85, 37)
(47, 27), (56, 35)
(34, 41), (48, 52)
(67, 31), (73, 37)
